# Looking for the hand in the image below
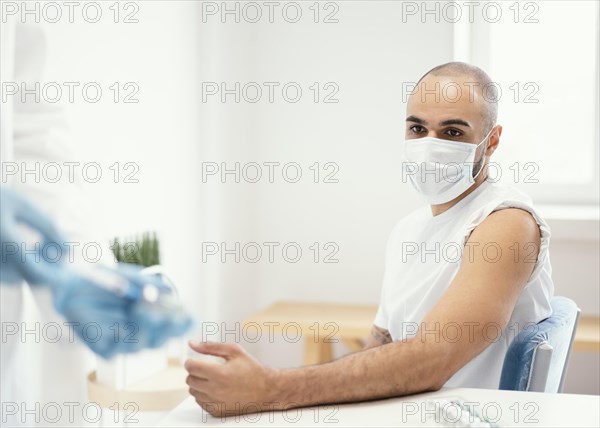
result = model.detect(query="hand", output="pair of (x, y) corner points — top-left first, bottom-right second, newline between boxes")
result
(51, 263), (194, 359)
(0, 185), (67, 285)
(185, 341), (279, 418)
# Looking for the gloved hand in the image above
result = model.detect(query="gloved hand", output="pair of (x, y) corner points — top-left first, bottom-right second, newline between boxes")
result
(51, 263), (194, 359)
(1, 185), (193, 358)
(0, 185), (68, 285)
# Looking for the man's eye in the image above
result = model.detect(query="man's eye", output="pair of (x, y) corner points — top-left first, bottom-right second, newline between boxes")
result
(410, 125), (425, 134)
(445, 129), (463, 137)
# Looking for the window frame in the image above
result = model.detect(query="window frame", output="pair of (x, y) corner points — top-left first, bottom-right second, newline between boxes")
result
(452, 1), (600, 206)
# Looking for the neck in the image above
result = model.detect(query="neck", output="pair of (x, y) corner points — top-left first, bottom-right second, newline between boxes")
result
(430, 174), (488, 216)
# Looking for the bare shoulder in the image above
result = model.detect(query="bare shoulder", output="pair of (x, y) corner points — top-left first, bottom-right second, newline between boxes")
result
(463, 207), (542, 282)
(470, 208), (541, 244)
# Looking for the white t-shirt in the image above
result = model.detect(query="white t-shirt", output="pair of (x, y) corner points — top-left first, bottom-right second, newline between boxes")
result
(374, 178), (554, 389)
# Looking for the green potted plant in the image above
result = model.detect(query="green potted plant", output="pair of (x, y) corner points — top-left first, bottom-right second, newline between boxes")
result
(110, 232), (178, 294)
(95, 232), (182, 390)
(111, 231), (161, 267)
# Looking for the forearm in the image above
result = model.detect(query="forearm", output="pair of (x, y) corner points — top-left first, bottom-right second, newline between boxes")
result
(270, 339), (446, 409)
(363, 325), (392, 350)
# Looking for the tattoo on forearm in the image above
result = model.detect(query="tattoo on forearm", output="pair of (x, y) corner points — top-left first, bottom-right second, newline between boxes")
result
(371, 325), (392, 346)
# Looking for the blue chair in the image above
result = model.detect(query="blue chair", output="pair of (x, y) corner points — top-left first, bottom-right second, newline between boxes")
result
(499, 296), (580, 393)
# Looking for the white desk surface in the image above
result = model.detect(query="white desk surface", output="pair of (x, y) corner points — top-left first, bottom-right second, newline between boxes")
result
(157, 387), (599, 427)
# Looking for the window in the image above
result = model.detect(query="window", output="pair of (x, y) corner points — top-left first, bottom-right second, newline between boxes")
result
(455, 0), (599, 204)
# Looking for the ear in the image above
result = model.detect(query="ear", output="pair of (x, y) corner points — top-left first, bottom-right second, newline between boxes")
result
(487, 125), (502, 156)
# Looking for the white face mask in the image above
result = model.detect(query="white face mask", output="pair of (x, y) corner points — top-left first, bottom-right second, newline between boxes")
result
(401, 128), (493, 205)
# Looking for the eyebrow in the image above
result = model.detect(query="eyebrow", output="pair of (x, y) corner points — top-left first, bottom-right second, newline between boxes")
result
(405, 116), (472, 128)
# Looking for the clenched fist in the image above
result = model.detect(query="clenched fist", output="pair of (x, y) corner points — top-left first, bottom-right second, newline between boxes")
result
(185, 341), (283, 418)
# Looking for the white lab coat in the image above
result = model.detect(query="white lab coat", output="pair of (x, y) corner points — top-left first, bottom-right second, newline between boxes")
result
(1, 22), (97, 427)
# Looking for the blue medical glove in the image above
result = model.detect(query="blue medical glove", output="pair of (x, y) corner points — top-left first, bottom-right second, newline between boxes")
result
(0, 185), (68, 285)
(50, 263), (194, 359)
(1, 186), (193, 358)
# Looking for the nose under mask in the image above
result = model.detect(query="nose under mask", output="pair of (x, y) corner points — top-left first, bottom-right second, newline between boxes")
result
(401, 128), (492, 205)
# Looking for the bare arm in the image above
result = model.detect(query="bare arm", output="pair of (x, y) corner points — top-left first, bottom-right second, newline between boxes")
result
(186, 208), (541, 416)
(362, 325), (392, 350)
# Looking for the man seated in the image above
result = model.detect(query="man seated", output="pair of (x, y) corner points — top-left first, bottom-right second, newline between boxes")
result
(184, 62), (554, 416)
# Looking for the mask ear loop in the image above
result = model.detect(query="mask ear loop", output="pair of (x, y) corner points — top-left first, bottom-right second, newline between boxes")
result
(472, 127), (494, 179)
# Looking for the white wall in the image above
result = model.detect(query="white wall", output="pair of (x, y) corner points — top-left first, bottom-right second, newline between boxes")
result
(41, 2), (207, 319)
(195, 2), (454, 368)
(38, 1), (598, 394)
(545, 220), (600, 394)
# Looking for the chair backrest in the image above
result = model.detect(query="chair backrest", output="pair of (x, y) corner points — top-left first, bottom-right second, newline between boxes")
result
(499, 296), (580, 393)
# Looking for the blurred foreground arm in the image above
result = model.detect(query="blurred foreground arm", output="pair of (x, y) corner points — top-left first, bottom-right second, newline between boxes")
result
(0, 186), (193, 358)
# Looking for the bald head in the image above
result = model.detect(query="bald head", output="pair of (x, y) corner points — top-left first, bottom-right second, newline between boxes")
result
(405, 62), (503, 180)
(412, 62), (498, 132)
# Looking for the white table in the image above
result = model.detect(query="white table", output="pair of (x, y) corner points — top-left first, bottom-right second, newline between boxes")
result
(157, 387), (600, 427)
